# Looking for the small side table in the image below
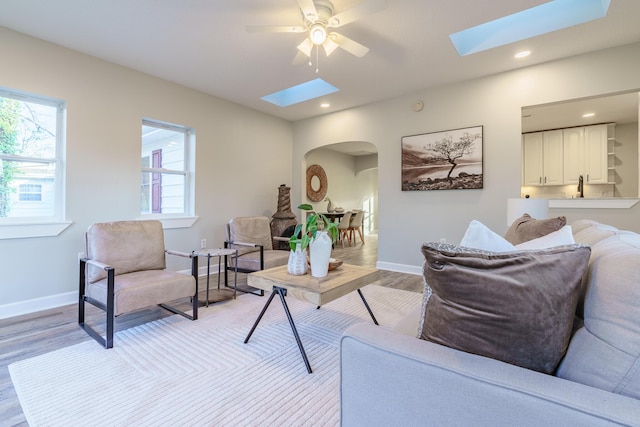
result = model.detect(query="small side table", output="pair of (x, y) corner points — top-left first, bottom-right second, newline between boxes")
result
(193, 248), (238, 306)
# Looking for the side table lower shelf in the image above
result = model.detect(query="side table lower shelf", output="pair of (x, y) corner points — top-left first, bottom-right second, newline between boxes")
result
(193, 248), (238, 306)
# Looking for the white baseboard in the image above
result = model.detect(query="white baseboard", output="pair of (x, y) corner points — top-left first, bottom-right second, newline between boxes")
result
(376, 261), (422, 275)
(1, 291), (77, 320)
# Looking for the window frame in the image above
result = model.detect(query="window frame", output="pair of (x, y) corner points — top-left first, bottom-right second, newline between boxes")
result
(0, 88), (69, 239)
(138, 119), (196, 229)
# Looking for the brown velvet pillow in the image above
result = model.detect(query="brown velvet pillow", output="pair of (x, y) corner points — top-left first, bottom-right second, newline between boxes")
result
(504, 214), (567, 245)
(419, 242), (591, 374)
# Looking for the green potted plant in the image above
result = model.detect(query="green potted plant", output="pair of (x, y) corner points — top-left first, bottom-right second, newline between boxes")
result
(289, 204), (339, 277)
(289, 203), (338, 250)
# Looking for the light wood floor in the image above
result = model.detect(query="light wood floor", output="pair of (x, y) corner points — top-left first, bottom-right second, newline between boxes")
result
(0, 234), (423, 426)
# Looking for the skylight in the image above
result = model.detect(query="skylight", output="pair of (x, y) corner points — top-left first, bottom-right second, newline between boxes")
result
(449, 0), (611, 56)
(261, 78), (339, 107)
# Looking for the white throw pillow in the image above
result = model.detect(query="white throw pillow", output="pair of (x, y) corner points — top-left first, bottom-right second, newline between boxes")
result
(515, 225), (575, 250)
(459, 220), (516, 252)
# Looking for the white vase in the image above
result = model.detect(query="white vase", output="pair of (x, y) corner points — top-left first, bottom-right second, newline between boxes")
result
(287, 244), (308, 276)
(309, 230), (332, 278)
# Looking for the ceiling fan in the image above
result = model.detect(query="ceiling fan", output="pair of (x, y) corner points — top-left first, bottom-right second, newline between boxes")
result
(246, 0), (387, 67)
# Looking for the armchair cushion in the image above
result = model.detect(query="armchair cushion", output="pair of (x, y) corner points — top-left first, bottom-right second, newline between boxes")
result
(229, 249), (290, 271)
(86, 269), (195, 316)
(86, 220), (166, 284)
(227, 216), (273, 256)
(419, 242), (591, 374)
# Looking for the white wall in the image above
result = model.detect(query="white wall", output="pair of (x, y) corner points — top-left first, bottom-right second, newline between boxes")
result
(614, 122), (639, 198)
(0, 28), (292, 315)
(292, 42), (640, 272)
(304, 148), (378, 233)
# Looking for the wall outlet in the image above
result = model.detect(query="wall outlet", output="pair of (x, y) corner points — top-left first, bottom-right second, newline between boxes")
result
(200, 239), (207, 249)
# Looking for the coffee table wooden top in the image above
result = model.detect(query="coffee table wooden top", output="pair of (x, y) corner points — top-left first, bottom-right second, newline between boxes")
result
(247, 263), (379, 306)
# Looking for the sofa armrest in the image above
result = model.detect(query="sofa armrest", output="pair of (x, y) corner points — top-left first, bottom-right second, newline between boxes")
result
(340, 323), (640, 427)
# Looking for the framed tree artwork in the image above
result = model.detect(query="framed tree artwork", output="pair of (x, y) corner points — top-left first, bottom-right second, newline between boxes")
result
(401, 125), (483, 191)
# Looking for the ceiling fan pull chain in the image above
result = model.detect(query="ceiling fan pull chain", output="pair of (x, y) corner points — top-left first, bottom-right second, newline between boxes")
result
(315, 45), (320, 73)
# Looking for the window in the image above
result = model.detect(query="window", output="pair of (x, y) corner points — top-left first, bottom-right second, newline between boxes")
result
(19, 184), (42, 201)
(0, 89), (65, 226)
(140, 120), (194, 221)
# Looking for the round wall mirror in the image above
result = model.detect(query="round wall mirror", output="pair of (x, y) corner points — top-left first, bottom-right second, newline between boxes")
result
(306, 164), (328, 202)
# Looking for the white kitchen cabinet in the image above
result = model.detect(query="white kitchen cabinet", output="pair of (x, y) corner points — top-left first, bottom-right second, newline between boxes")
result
(522, 130), (563, 186)
(563, 124), (610, 184)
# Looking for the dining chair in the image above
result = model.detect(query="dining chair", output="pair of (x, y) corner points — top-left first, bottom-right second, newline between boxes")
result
(348, 210), (366, 245)
(337, 211), (353, 248)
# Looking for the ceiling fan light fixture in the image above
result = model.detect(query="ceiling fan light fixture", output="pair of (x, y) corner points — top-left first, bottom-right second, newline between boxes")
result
(323, 38), (339, 56)
(309, 24), (327, 45)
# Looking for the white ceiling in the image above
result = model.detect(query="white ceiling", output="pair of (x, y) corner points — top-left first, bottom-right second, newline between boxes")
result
(522, 91), (639, 133)
(1, 0), (640, 124)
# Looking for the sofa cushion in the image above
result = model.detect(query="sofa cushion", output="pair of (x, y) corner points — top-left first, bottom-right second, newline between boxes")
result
(460, 220), (516, 252)
(557, 234), (640, 399)
(86, 220), (166, 284)
(504, 214), (566, 245)
(573, 222), (618, 246)
(460, 220), (575, 252)
(515, 225), (575, 250)
(419, 242), (591, 374)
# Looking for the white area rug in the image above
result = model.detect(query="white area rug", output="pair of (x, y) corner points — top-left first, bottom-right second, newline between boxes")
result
(10, 285), (421, 426)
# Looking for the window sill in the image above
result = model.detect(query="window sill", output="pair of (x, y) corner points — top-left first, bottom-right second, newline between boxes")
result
(136, 216), (199, 229)
(0, 221), (73, 240)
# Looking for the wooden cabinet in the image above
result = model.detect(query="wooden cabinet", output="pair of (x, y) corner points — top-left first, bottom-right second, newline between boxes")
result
(563, 124), (610, 184)
(522, 130), (563, 186)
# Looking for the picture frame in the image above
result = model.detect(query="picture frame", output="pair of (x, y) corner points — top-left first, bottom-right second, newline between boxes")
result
(401, 125), (483, 191)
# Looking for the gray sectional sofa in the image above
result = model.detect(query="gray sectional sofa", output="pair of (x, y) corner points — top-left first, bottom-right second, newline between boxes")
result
(340, 219), (640, 426)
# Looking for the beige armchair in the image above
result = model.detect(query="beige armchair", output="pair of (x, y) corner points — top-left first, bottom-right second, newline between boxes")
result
(224, 216), (290, 295)
(78, 220), (198, 348)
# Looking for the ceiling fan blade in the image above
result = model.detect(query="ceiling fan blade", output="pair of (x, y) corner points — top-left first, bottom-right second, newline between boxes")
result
(245, 25), (306, 33)
(297, 37), (313, 57)
(322, 38), (340, 56)
(327, 0), (387, 28)
(297, 0), (319, 22)
(329, 32), (370, 57)
(292, 50), (311, 65)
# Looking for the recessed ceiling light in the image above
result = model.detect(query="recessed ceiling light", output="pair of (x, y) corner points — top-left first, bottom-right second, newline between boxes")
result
(320, 103), (330, 108)
(583, 113), (595, 118)
(515, 50), (531, 59)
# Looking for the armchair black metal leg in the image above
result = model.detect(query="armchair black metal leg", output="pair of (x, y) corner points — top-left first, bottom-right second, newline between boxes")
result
(192, 254), (199, 319)
(78, 259), (86, 325)
(105, 269), (115, 348)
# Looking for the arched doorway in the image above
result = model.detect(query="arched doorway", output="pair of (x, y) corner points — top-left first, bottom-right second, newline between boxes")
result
(303, 141), (378, 236)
